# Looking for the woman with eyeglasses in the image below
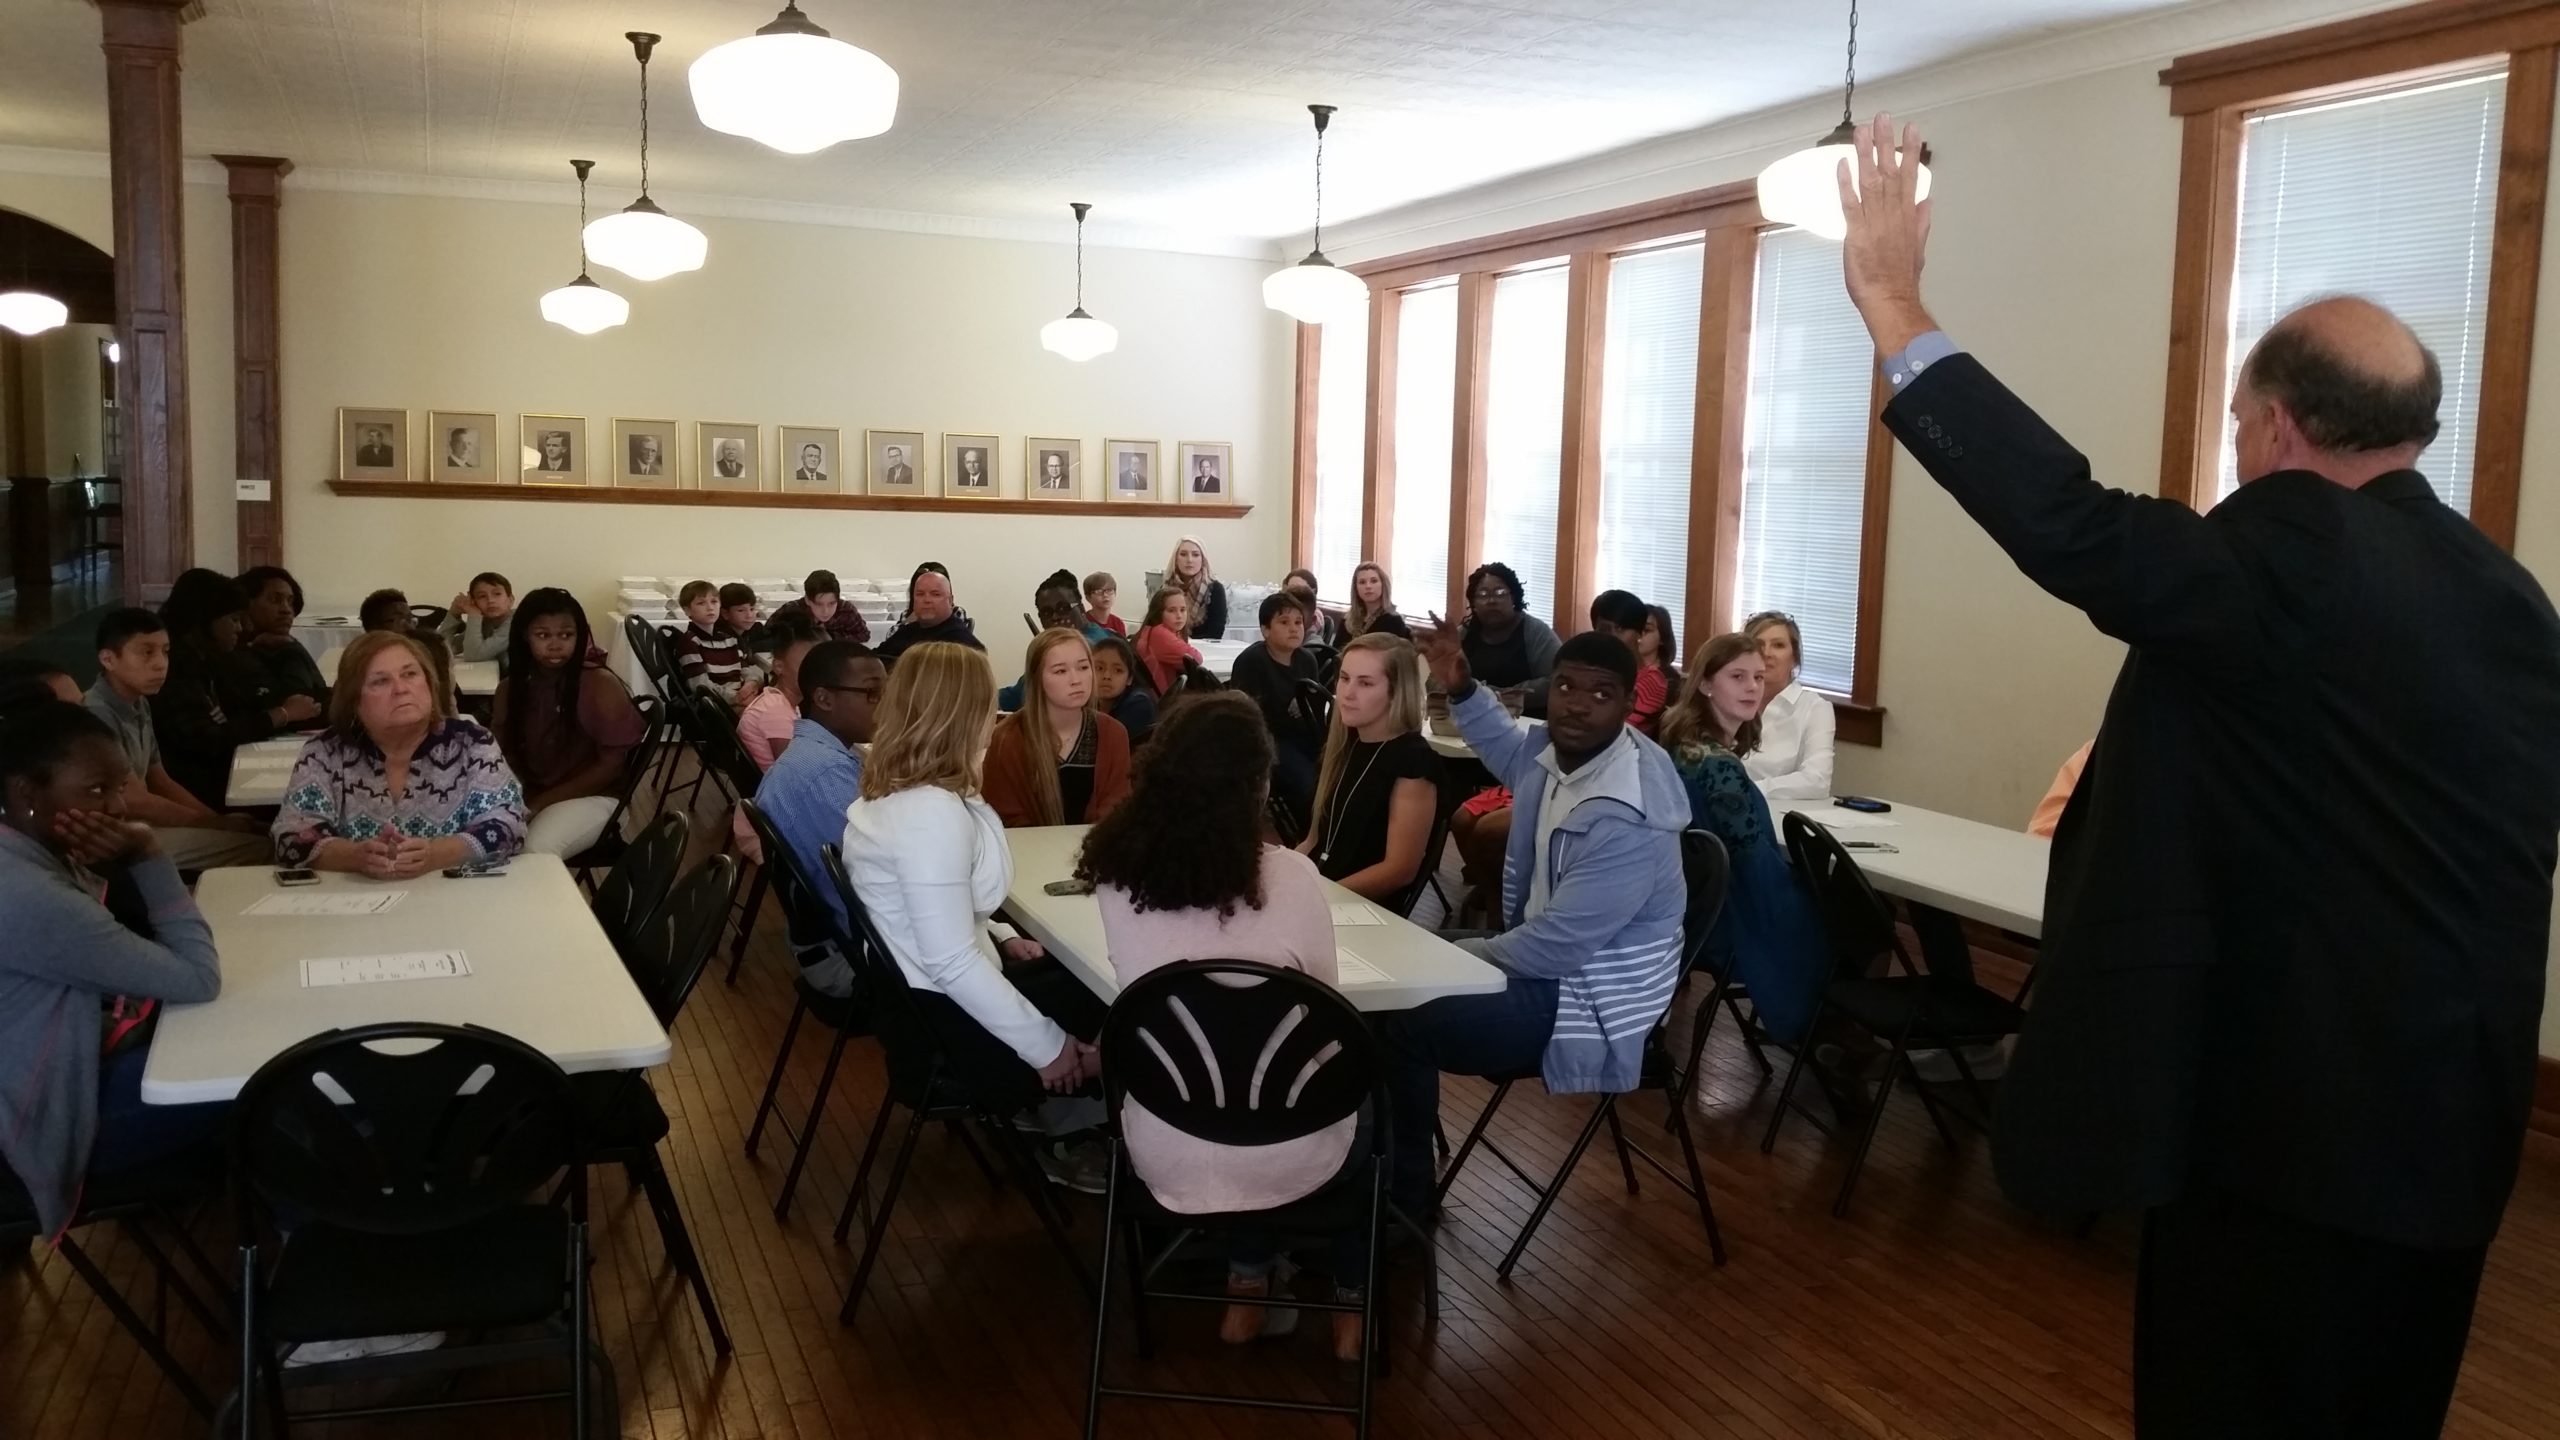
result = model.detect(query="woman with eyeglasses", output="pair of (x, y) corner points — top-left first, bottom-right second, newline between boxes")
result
(1741, 611), (1836, 802)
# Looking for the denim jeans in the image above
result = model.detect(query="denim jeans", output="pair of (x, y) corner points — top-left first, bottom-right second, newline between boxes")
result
(1373, 978), (1559, 1213)
(90, 1043), (228, 1177)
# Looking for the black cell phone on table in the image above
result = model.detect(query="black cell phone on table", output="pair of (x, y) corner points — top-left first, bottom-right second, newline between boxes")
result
(1833, 795), (1893, 813)
(1043, 878), (1095, 896)
(443, 861), (509, 879)
(273, 867), (320, 887)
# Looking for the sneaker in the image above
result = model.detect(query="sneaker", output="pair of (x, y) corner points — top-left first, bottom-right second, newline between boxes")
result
(284, 1331), (445, 1368)
(1219, 1262), (1301, 1344)
(1909, 1043), (2009, 1085)
(1035, 1138), (1110, 1195)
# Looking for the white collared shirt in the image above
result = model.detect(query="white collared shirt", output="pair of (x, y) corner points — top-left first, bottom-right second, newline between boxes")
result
(1746, 681), (1837, 802)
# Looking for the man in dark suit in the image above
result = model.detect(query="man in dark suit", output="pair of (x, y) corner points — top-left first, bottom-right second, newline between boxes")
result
(355, 425), (394, 468)
(1837, 116), (2560, 1438)
(881, 444), (913, 488)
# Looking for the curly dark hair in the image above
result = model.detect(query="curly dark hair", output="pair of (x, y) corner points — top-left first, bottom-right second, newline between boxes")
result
(1074, 691), (1273, 918)
(1465, 561), (1527, 614)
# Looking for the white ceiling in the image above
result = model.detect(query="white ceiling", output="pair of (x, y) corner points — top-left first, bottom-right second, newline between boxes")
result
(1, 0), (2209, 249)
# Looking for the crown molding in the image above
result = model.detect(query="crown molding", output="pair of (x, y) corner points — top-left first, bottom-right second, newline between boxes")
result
(1315, 0), (2406, 264)
(0, 143), (1284, 261)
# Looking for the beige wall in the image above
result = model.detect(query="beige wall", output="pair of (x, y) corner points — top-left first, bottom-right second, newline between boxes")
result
(264, 189), (1293, 625)
(33, 322), (112, 476)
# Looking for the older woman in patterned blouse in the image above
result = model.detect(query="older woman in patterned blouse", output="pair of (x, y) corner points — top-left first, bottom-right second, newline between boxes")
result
(272, 629), (526, 878)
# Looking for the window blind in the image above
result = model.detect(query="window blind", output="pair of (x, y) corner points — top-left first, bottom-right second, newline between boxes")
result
(2218, 70), (2506, 511)
(1736, 227), (1872, 697)
(1483, 262), (1571, 617)
(1597, 242), (1704, 633)
(1311, 304), (1370, 598)
(1391, 282), (1459, 614)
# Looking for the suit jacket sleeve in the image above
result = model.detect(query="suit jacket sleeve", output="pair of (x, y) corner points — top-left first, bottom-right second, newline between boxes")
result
(1885, 355), (2262, 676)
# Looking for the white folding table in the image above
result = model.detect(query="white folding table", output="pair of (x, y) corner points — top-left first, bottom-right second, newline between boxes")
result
(1001, 825), (1505, 1012)
(1778, 800), (2049, 938)
(226, 735), (309, 808)
(144, 854), (670, 1104)
(454, 659), (500, 696)
(1192, 638), (1244, 680)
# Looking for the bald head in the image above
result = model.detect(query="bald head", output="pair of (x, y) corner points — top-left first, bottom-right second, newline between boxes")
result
(2233, 296), (2441, 486)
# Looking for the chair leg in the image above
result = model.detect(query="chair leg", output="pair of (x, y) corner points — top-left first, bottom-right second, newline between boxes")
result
(1729, 992), (1776, 1076)
(995, 1128), (1093, 1298)
(570, 1219), (590, 1440)
(832, 1093), (899, 1244)
(840, 1103), (929, 1325)
(1667, 1087), (1729, 1265)
(946, 1117), (1005, 1189)
(728, 864), (771, 969)
(632, 1150), (731, 1356)
(743, 995), (809, 1153)
(1760, 996), (1832, 1155)
(1495, 1095), (1616, 1280)
(116, 1214), (228, 1343)
(55, 1232), (214, 1419)
(773, 1027), (853, 1223)
(1833, 1024), (1917, 1219)
(1666, 982), (1723, 1125)
(238, 1243), (268, 1440)
(1354, 1166), (1384, 1440)
(1432, 1080), (1514, 1208)
(1082, 1151), (1122, 1440)
(1118, 1212), (1154, 1361)
(1604, 1103), (1639, 1195)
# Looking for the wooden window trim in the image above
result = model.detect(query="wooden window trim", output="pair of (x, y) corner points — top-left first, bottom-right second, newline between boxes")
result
(1289, 321), (1319, 571)
(2155, 0), (2556, 550)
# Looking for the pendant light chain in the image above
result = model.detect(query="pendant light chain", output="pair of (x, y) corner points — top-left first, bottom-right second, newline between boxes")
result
(576, 163), (592, 269)
(1312, 121), (1328, 254)
(1075, 205), (1087, 309)
(1840, 0), (1860, 126)
(638, 46), (653, 196)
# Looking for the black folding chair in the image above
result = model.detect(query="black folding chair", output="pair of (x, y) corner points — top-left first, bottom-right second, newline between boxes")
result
(1083, 961), (1415, 1440)
(1761, 811), (2031, 1217)
(623, 615), (686, 791)
(1383, 779), (1461, 922)
(1662, 830), (1774, 1113)
(2, 1152), (232, 1418)
(228, 1023), (599, 1438)
(739, 800), (877, 1221)
(578, 854), (738, 1356)
(817, 846), (1091, 1324)
(589, 811), (689, 962)
(568, 691), (665, 893)
(687, 689), (777, 980)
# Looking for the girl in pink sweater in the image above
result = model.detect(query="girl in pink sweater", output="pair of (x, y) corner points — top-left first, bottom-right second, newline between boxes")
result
(1074, 693), (1364, 1359)
(1130, 585), (1201, 697)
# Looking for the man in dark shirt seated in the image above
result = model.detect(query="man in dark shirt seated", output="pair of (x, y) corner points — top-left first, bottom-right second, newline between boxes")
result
(1228, 591), (1326, 832)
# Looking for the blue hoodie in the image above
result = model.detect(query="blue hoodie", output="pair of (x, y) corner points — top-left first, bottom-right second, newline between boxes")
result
(1449, 684), (1688, 1093)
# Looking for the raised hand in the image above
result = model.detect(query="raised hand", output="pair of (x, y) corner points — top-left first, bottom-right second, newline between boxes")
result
(1417, 613), (1472, 696)
(1835, 114), (1938, 358)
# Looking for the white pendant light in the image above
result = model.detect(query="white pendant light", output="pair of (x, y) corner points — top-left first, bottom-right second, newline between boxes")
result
(0, 291), (69, 337)
(1040, 202), (1119, 362)
(1757, 0), (1929, 241)
(1263, 103), (1370, 325)
(541, 159), (631, 335)
(690, 2), (898, 155)
(585, 32), (709, 282)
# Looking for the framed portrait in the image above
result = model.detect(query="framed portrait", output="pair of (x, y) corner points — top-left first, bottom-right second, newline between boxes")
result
(867, 428), (926, 495)
(428, 410), (499, 484)
(942, 432), (999, 499)
(519, 414), (588, 485)
(1024, 437), (1081, 501)
(1104, 438), (1159, 503)
(779, 425), (842, 494)
(613, 418), (679, 488)
(338, 407), (408, 481)
(698, 422), (762, 493)
(1176, 441), (1234, 503)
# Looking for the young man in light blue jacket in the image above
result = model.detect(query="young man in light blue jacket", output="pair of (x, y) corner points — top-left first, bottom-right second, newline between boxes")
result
(1386, 625), (1689, 1217)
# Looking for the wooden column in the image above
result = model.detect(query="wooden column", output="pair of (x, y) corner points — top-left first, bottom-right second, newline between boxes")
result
(1359, 287), (1403, 574)
(1686, 226), (1757, 646)
(1288, 322), (1319, 569)
(99, 0), (197, 604)
(1552, 252), (1608, 631)
(1445, 271), (1494, 619)
(218, 155), (290, 570)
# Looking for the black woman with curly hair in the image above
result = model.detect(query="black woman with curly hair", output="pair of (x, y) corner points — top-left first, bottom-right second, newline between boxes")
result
(1072, 692), (1366, 1359)
(1457, 561), (1559, 689)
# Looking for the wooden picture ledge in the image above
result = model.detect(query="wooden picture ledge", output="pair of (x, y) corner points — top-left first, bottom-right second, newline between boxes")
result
(324, 479), (1252, 520)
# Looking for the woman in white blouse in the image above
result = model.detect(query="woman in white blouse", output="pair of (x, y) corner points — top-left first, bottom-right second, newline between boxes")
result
(840, 642), (1106, 1151)
(1739, 612), (1836, 802)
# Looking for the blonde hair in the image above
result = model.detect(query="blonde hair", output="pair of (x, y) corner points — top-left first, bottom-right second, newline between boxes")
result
(1345, 561), (1397, 637)
(329, 630), (457, 736)
(1307, 633), (1426, 842)
(993, 627), (1094, 827)
(1659, 632), (1763, 760)
(1162, 535), (1213, 614)
(859, 642), (997, 801)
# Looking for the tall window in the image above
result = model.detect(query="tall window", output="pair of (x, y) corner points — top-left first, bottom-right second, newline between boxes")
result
(1310, 306), (1369, 597)
(1736, 228), (1872, 696)
(2217, 70), (2506, 509)
(1482, 262), (1569, 616)
(1391, 282), (1459, 613)
(1597, 240), (1703, 629)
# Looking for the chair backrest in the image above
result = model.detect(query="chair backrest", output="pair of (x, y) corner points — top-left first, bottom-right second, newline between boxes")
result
(1100, 960), (1382, 1150)
(1781, 810), (1901, 977)
(1677, 829), (1732, 972)
(592, 811), (689, 957)
(408, 603), (449, 633)
(591, 691), (663, 836)
(621, 853), (739, 1027)
(741, 799), (832, 953)
(818, 843), (972, 1101)
(228, 1022), (580, 1236)
(625, 613), (672, 687)
(1384, 788), (1458, 921)
(1022, 611), (1040, 636)
(688, 689), (763, 800)
(1292, 674), (1333, 733)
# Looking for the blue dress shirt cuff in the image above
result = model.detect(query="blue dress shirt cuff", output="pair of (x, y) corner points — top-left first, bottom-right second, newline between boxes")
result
(1882, 330), (1960, 393)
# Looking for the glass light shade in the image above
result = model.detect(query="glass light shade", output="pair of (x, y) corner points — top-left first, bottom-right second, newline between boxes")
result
(583, 199), (708, 281)
(1262, 253), (1369, 324)
(1756, 125), (1932, 242)
(0, 290), (70, 337)
(690, 31), (898, 154)
(540, 274), (631, 334)
(1040, 308), (1118, 362)
(106, 340), (121, 363)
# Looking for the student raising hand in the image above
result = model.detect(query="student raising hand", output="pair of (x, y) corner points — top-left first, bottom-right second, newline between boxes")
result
(1418, 612), (1472, 694)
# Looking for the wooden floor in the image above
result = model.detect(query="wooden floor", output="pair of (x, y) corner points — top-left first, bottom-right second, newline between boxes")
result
(9, 828), (2560, 1438)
